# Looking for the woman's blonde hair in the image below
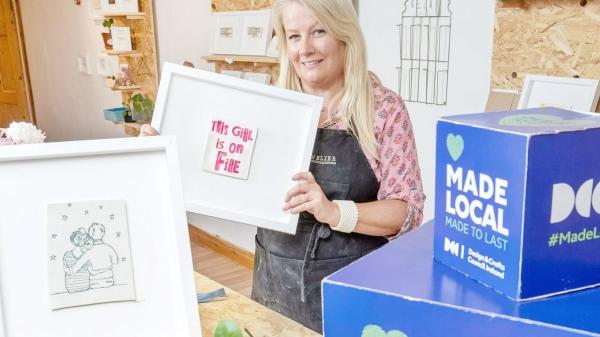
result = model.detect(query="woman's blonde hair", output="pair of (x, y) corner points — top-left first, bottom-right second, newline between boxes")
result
(272, 0), (379, 160)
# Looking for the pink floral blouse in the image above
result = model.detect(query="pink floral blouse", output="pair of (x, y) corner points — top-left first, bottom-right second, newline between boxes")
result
(325, 78), (425, 236)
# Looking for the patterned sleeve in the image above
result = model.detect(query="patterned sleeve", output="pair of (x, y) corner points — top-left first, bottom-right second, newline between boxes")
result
(371, 84), (426, 239)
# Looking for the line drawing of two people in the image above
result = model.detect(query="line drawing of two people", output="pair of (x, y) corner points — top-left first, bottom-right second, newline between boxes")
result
(63, 223), (119, 294)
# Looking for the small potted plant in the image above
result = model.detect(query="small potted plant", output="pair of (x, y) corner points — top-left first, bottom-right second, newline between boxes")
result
(102, 18), (114, 50)
(127, 93), (153, 122)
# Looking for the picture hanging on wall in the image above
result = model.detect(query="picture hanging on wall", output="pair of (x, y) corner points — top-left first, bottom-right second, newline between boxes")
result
(239, 9), (273, 56)
(211, 12), (243, 55)
(47, 200), (136, 310)
(518, 75), (600, 112)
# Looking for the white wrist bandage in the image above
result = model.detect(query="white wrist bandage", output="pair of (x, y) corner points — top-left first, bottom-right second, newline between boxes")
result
(331, 200), (358, 233)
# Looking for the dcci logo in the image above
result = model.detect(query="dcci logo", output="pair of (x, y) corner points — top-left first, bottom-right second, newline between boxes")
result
(550, 179), (600, 223)
(444, 237), (460, 257)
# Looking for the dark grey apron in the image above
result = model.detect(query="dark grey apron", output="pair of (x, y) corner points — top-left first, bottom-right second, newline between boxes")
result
(251, 128), (387, 332)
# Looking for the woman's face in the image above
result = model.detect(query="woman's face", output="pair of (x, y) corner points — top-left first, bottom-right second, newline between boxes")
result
(281, 2), (345, 92)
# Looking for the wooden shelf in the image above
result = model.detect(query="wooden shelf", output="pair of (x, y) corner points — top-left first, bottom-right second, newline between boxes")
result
(110, 85), (141, 91)
(102, 50), (143, 57)
(101, 12), (146, 19)
(202, 54), (279, 64)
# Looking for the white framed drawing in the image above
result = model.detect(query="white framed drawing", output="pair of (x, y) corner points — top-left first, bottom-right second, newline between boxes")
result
(0, 136), (201, 337)
(211, 12), (243, 55)
(48, 200), (135, 310)
(110, 27), (133, 51)
(239, 9), (273, 56)
(152, 63), (323, 234)
(518, 75), (600, 112)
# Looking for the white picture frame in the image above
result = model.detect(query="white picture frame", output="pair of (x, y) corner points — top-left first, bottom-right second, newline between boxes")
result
(518, 75), (600, 112)
(220, 70), (244, 78)
(96, 54), (119, 76)
(151, 63), (322, 234)
(99, 0), (138, 14)
(211, 12), (243, 55)
(244, 71), (271, 85)
(110, 27), (133, 52)
(0, 136), (201, 337)
(99, 0), (119, 13)
(239, 9), (273, 56)
(117, 0), (139, 13)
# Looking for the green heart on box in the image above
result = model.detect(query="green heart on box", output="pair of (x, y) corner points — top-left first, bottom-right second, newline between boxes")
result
(499, 114), (596, 127)
(446, 133), (464, 162)
(362, 324), (408, 337)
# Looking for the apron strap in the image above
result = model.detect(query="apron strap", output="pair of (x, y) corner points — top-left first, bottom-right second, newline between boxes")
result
(300, 223), (330, 302)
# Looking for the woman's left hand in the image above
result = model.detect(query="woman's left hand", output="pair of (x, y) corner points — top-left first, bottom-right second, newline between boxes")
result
(283, 172), (339, 226)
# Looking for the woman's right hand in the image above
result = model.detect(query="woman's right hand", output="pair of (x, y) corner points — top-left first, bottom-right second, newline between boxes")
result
(139, 124), (160, 137)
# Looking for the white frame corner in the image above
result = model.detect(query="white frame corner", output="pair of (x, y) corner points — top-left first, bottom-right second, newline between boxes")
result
(518, 75), (600, 112)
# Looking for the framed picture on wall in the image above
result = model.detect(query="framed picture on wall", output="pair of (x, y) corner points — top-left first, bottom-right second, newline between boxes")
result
(211, 12), (243, 55)
(0, 137), (201, 337)
(518, 75), (600, 112)
(239, 9), (273, 56)
(151, 63), (322, 234)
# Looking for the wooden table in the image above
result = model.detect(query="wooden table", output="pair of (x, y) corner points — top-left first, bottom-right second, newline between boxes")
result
(195, 273), (321, 337)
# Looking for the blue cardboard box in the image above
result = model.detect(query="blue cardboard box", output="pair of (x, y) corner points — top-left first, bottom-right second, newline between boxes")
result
(322, 221), (600, 337)
(434, 108), (600, 300)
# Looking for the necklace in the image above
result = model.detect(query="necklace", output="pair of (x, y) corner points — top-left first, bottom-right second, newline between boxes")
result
(318, 105), (342, 128)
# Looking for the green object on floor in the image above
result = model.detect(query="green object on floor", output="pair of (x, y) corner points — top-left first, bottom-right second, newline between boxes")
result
(214, 320), (243, 337)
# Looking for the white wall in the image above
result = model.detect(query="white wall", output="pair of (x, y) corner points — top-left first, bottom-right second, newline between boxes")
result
(153, 0), (257, 251)
(154, 0), (214, 72)
(19, 0), (124, 141)
(359, 0), (496, 222)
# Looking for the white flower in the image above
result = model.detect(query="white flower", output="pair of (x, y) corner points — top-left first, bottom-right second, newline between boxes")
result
(4, 122), (46, 144)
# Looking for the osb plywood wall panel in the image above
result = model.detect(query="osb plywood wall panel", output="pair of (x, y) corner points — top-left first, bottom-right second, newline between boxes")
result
(492, 0), (600, 111)
(211, 0), (272, 12)
(113, 0), (158, 109)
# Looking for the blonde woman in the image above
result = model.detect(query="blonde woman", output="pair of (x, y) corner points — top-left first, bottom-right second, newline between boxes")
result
(139, 0), (425, 331)
(251, 0), (425, 332)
